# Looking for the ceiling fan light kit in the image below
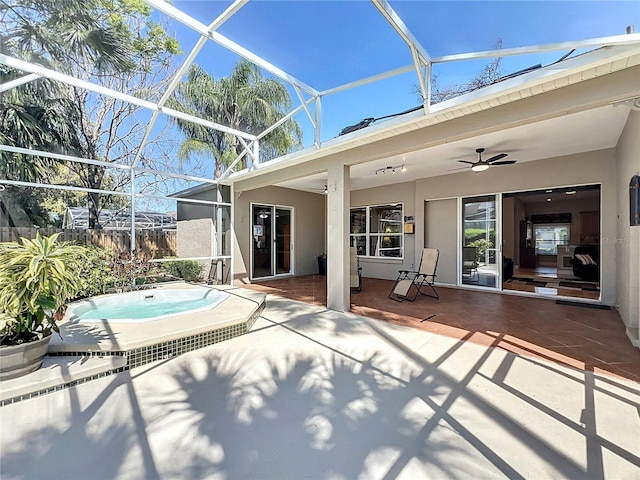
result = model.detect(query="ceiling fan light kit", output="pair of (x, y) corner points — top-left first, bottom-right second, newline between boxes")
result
(458, 147), (517, 172)
(471, 163), (490, 172)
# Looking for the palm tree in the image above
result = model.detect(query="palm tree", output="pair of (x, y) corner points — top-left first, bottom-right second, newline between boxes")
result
(172, 61), (302, 178)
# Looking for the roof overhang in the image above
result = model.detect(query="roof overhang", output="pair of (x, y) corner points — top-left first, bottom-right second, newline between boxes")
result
(220, 42), (640, 194)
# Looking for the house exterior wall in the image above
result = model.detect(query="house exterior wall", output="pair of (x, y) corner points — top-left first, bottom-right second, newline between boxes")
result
(232, 186), (326, 284)
(413, 149), (617, 305)
(615, 109), (640, 344)
(424, 198), (458, 285)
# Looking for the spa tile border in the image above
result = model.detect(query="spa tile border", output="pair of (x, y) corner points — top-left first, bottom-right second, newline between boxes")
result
(1, 299), (264, 407)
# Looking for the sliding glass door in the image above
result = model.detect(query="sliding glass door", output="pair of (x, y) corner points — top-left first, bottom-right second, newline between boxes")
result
(252, 204), (292, 279)
(461, 195), (500, 288)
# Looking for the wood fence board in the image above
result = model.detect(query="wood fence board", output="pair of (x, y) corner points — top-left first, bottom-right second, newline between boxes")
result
(0, 227), (176, 257)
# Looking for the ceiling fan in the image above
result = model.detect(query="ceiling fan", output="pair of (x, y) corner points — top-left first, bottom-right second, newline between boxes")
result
(456, 148), (517, 172)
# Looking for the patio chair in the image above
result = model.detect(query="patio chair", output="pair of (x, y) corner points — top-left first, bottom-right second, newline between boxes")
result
(462, 246), (479, 282)
(350, 247), (363, 293)
(388, 248), (439, 302)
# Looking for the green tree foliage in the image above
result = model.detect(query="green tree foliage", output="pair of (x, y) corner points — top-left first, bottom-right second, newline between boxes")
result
(171, 61), (302, 178)
(0, 0), (180, 228)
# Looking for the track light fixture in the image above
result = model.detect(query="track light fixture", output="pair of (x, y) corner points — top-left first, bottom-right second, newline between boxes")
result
(375, 164), (406, 176)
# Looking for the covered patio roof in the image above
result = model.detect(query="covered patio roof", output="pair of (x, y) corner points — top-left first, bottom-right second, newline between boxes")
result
(226, 42), (640, 194)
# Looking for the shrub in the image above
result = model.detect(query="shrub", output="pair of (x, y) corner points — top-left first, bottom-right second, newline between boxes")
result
(71, 244), (116, 300)
(162, 259), (204, 282)
(468, 239), (494, 259)
(0, 233), (85, 344)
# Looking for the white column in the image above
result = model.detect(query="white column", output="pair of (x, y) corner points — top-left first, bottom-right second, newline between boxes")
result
(326, 164), (350, 311)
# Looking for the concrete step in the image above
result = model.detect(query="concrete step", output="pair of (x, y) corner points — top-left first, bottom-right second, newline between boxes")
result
(0, 355), (127, 406)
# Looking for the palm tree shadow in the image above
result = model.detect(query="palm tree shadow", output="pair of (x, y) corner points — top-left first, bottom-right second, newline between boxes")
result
(0, 376), (133, 480)
(144, 344), (467, 478)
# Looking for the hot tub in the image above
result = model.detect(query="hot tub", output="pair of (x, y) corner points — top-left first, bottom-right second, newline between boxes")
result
(68, 287), (229, 324)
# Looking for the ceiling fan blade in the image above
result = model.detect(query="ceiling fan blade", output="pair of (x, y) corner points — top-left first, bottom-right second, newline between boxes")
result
(457, 160), (475, 165)
(486, 153), (508, 163)
(490, 160), (517, 166)
(447, 166), (470, 171)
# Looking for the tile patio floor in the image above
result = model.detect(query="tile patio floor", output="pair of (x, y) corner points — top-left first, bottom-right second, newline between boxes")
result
(242, 275), (640, 383)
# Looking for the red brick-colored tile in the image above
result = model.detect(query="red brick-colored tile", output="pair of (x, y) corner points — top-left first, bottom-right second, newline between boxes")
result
(243, 275), (640, 382)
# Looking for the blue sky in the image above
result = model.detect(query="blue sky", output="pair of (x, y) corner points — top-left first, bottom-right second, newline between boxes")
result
(162, 0), (639, 148)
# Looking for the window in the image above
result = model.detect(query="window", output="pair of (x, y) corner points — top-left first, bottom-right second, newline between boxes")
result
(350, 203), (403, 258)
(534, 224), (570, 255)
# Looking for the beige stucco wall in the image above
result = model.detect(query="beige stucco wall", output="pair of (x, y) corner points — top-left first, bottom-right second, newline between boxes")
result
(424, 198), (458, 285)
(615, 109), (640, 344)
(232, 186), (326, 284)
(413, 149), (618, 305)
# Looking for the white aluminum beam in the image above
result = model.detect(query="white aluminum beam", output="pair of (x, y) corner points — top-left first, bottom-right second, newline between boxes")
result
(141, 0), (319, 97)
(431, 33), (640, 63)
(0, 53), (257, 142)
(133, 167), (218, 185)
(292, 86), (316, 128)
(257, 98), (314, 140)
(221, 146), (251, 180)
(0, 73), (39, 93)
(314, 96), (322, 148)
(0, 144), (130, 170)
(371, 0), (431, 65)
(132, 0), (250, 169)
(149, 256), (231, 263)
(411, 47), (429, 107)
(319, 64), (414, 96)
(0, 179), (129, 196)
(139, 192), (231, 207)
(0, 144), (219, 185)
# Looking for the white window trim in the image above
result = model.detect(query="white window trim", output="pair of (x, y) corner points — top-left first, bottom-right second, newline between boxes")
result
(350, 202), (404, 259)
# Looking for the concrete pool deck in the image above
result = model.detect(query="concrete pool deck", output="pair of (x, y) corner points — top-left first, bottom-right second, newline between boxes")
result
(1, 294), (639, 479)
(0, 284), (265, 406)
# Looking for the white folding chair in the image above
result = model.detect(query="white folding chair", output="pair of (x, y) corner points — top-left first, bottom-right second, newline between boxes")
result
(389, 248), (439, 302)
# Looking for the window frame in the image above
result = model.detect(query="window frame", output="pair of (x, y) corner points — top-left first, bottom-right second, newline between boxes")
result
(350, 203), (404, 259)
(533, 223), (571, 255)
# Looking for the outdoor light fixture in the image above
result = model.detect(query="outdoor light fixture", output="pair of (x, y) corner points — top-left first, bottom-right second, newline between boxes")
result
(565, 190), (577, 195)
(471, 163), (490, 173)
(375, 164), (406, 175)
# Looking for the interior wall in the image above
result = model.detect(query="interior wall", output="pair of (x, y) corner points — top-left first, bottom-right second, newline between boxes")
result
(424, 199), (458, 285)
(502, 197), (515, 261)
(524, 195), (600, 266)
(233, 186), (326, 284)
(351, 180), (416, 280)
(615, 109), (640, 344)
(415, 149), (618, 305)
(513, 197), (526, 265)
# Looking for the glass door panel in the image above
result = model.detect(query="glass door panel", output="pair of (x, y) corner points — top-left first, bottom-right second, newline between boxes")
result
(252, 205), (273, 278)
(462, 195), (499, 288)
(275, 208), (291, 275)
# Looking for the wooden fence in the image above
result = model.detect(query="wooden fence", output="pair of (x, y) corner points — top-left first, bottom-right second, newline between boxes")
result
(0, 227), (177, 257)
